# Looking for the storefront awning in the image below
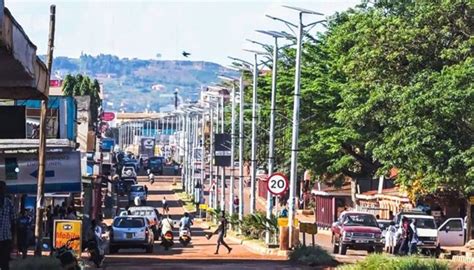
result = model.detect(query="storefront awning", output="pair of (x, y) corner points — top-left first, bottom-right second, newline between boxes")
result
(0, 7), (49, 99)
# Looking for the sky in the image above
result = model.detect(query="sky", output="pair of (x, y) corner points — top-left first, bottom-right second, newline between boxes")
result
(6, 0), (360, 66)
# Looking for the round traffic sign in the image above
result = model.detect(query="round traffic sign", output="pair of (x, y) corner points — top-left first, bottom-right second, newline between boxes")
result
(267, 173), (289, 195)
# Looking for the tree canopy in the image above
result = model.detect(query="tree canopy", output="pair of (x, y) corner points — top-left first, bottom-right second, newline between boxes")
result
(62, 74), (102, 125)
(243, 0), (473, 199)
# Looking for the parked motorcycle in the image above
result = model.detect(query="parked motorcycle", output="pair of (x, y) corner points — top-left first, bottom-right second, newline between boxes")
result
(161, 230), (174, 250)
(179, 228), (191, 247)
(46, 237), (80, 270)
(85, 239), (104, 268)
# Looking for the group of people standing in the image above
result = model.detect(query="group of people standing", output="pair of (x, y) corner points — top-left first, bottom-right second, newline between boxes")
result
(384, 216), (419, 256)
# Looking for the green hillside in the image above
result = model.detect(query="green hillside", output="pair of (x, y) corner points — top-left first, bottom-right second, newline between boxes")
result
(46, 54), (235, 112)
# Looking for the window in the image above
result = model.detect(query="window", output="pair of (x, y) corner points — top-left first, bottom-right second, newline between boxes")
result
(343, 214), (378, 227)
(114, 217), (144, 228)
(442, 219), (463, 231)
(415, 218), (436, 229)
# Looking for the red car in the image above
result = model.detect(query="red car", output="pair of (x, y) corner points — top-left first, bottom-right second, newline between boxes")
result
(331, 211), (384, 255)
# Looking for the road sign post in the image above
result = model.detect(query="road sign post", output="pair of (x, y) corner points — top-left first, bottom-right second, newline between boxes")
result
(267, 173), (289, 196)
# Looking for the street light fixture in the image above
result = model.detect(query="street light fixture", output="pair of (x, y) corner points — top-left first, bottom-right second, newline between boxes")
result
(243, 48), (266, 215)
(254, 29), (286, 245)
(267, 5), (324, 248)
(226, 57), (248, 222)
(218, 75), (239, 215)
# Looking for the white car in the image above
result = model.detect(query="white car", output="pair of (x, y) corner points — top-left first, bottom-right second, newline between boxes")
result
(109, 216), (154, 254)
(121, 166), (137, 177)
(396, 213), (464, 255)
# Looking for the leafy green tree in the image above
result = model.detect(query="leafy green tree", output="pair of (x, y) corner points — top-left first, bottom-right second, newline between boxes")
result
(62, 74), (102, 126)
(244, 0), (473, 200)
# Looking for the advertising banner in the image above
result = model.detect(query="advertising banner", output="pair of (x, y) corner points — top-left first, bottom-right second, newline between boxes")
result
(54, 220), (82, 257)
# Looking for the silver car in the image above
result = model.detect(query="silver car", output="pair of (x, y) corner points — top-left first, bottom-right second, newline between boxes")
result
(109, 216), (154, 254)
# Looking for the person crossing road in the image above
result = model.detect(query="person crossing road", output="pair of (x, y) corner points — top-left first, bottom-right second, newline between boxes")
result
(206, 211), (232, 255)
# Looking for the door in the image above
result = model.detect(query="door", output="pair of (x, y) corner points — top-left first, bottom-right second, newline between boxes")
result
(438, 218), (464, 246)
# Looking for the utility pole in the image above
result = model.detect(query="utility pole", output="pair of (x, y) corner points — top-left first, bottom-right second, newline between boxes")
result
(208, 107), (215, 209)
(266, 34), (279, 244)
(35, 4), (55, 256)
(220, 95), (225, 211)
(229, 84), (236, 215)
(250, 53), (258, 214)
(238, 74), (245, 221)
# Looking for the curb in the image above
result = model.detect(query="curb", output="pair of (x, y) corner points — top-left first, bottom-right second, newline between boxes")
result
(226, 234), (289, 258)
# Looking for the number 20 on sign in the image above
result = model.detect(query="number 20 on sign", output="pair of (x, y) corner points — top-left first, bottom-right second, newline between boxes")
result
(266, 172), (289, 196)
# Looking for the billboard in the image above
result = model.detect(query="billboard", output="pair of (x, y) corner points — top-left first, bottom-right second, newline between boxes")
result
(214, 133), (231, 166)
(0, 152), (82, 193)
(140, 137), (155, 157)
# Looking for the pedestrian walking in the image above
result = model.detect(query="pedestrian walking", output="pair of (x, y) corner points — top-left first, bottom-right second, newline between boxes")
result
(17, 208), (32, 259)
(206, 211), (232, 255)
(232, 196), (239, 214)
(162, 197), (169, 214)
(0, 181), (16, 270)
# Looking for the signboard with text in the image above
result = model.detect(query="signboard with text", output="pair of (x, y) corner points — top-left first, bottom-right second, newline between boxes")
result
(0, 152), (81, 193)
(54, 220), (82, 257)
(214, 133), (231, 166)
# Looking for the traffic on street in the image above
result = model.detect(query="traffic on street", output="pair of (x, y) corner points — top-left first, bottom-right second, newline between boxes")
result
(0, 1), (472, 270)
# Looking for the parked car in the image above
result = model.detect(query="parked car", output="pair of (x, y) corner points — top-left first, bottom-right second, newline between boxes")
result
(109, 216), (154, 254)
(147, 157), (164, 175)
(120, 178), (137, 194)
(128, 206), (161, 240)
(129, 184), (147, 205)
(394, 213), (464, 256)
(121, 166), (137, 178)
(331, 211), (384, 255)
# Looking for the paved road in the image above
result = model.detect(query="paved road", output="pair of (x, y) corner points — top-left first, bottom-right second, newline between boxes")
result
(103, 176), (315, 270)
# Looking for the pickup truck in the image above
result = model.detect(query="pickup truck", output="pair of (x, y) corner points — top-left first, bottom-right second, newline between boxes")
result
(331, 211), (384, 255)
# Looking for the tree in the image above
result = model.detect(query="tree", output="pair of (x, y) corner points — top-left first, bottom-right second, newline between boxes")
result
(246, 0), (473, 200)
(62, 74), (102, 127)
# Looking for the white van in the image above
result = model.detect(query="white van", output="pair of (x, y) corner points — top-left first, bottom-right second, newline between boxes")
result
(396, 213), (464, 255)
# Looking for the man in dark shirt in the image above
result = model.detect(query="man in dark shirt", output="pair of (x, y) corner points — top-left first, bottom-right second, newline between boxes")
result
(0, 181), (16, 270)
(207, 211), (232, 255)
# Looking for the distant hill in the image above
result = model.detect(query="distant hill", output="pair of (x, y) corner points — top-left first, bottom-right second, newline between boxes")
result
(43, 54), (235, 112)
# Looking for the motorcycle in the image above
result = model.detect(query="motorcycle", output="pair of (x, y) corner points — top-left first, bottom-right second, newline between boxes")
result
(46, 237), (80, 270)
(179, 228), (191, 247)
(161, 230), (174, 250)
(85, 239), (105, 268)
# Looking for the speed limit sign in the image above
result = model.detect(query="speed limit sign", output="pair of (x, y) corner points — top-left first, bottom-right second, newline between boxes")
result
(266, 173), (289, 195)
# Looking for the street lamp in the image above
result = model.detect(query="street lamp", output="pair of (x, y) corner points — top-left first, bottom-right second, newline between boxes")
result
(254, 29), (287, 245)
(227, 57), (251, 222)
(219, 75), (239, 216)
(243, 48), (266, 215)
(267, 5), (325, 248)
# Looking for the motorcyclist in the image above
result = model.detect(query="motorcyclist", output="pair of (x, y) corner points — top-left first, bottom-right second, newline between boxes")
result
(161, 214), (174, 236)
(179, 212), (193, 236)
(147, 169), (155, 184)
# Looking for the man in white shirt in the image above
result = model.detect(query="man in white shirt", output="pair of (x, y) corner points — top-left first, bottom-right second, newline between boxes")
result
(161, 215), (174, 235)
